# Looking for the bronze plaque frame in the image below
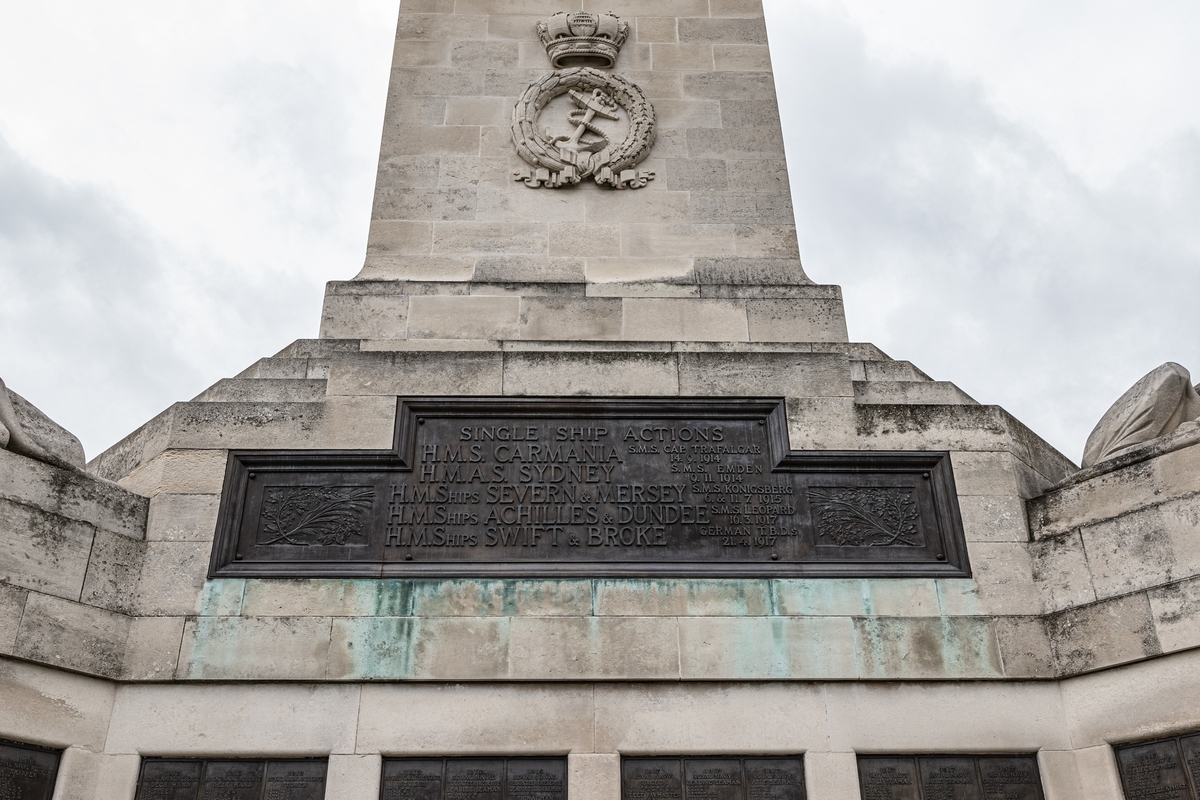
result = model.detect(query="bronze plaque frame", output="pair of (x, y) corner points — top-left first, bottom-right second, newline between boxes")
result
(0, 739), (60, 800)
(856, 754), (1045, 800)
(209, 397), (969, 579)
(1114, 732), (1200, 800)
(380, 756), (567, 800)
(622, 756), (806, 800)
(134, 758), (327, 800)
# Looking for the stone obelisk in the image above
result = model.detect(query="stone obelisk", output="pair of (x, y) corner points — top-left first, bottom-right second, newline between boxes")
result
(319, 0), (849, 360)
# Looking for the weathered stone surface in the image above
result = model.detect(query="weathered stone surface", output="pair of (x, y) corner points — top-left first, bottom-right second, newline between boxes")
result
(503, 351), (679, 395)
(80, 529), (145, 614)
(176, 616), (333, 680)
(549, 223), (621, 258)
(145, 493), (219, 542)
(852, 617), (1004, 679)
(133, 541), (212, 616)
(823, 681), (1071, 752)
(327, 351), (503, 396)
(622, 298), (749, 341)
(1031, 436), (1200, 538)
(118, 449), (229, 497)
(569, 754), (620, 800)
(746, 298), (848, 342)
(594, 579), (769, 616)
(1061, 647), (1200, 751)
(1079, 503), (1181, 600)
(0, 499), (94, 599)
(1070, 745), (1124, 800)
(993, 616), (1056, 678)
(679, 616), (857, 679)
(509, 616), (679, 679)
(0, 658), (116, 751)
(803, 752), (860, 800)
(1082, 362), (1200, 467)
(621, 223), (735, 257)
(105, 683), (360, 754)
(0, 448), (147, 538)
(0, 584), (26, 655)
(327, 754), (383, 800)
(943, 542), (1039, 616)
(1035, 750), (1087, 800)
(593, 683), (827, 753)
(1031, 533), (1097, 615)
(1046, 593), (1161, 674)
(356, 684), (594, 754)
(958, 494), (1030, 543)
(520, 296), (622, 340)
(0, 378), (86, 468)
(678, 351), (851, 396)
(92, 753), (142, 800)
(14, 593), (130, 678)
(1148, 576), (1200, 652)
(408, 295), (522, 339)
(411, 579), (592, 617)
(123, 616), (185, 680)
(327, 616), (509, 681)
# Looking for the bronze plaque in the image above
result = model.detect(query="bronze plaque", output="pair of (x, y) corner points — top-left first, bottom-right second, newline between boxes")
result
(211, 399), (968, 579)
(135, 759), (326, 800)
(623, 758), (684, 800)
(622, 756), (805, 800)
(857, 758), (920, 800)
(382, 758), (566, 800)
(744, 759), (806, 800)
(1116, 735), (1200, 800)
(857, 755), (1045, 800)
(264, 760), (328, 800)
(202, 761), (263, 799)
(0, 740), (60, 800)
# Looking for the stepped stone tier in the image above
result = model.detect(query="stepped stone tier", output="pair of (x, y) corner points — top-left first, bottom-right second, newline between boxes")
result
(1, 2), (1198, 799)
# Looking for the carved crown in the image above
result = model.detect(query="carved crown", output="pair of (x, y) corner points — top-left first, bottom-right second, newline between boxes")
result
(536, 11), (629, 69)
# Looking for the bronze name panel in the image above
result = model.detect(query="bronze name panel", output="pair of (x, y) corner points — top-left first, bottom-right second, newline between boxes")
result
(1115, 733), (1200, 800)
(210, 398), (969, 578)
(857, 755), (1044, 800)
(0, 739), (60, 800)
(135, 758), (327, 800)
(380, 757), (567, 800)
(622, 756), (806, 800)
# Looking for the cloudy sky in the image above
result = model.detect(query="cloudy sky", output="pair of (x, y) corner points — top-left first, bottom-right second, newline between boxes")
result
(1, 1), (1197, 465)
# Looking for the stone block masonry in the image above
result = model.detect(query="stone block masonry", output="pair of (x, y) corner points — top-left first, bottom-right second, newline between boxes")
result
(320, 0), (835, 342)
(2, 2), (1196, 799)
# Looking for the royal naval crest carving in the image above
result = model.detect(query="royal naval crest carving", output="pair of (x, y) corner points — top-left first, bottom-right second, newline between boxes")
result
(512, 12), (656, 190)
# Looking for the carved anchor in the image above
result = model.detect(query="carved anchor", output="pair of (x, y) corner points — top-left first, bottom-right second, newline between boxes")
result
(553, 88), (619, 156)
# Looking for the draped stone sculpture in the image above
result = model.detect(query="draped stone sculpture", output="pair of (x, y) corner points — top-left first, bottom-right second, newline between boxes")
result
(0, 377), (86, 469)
(1081, 362), (1200, 468)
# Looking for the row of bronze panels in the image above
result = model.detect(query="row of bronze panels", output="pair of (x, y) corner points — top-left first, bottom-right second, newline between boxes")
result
(6, 740), (1198, 800)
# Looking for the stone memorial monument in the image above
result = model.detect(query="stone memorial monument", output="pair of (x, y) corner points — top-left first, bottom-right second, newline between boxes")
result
(1, 2), (1198, 799)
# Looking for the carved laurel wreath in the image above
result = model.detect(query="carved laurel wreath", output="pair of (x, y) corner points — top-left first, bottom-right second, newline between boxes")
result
(511, 66), (656, 190)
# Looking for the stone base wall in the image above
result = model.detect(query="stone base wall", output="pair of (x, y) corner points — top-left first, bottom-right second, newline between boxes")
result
(7, 649), (1200, 800)
(2, 337), (1196, 798)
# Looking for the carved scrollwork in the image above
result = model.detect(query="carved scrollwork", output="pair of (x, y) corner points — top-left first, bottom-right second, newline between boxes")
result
(511, 67), (656, 189)
(258, 486), (375, 546)
(808, 487), (923, 547)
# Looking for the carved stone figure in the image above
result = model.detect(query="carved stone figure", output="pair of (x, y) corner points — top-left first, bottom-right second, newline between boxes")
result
(0, 377), (86, 469)
(511, 12), (656, 190)
(1081, 362), (1200, 468)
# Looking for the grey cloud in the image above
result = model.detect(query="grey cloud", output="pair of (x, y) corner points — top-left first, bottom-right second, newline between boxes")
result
(769, 6), (1200, 460)
(0, 131), (206, 458)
